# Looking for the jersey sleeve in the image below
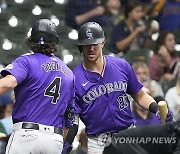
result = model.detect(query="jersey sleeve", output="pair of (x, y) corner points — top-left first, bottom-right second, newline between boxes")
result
(64, 77), (76, 128)
(125, 61), (143, 95)
(1, 56), (29, 84)
(74, 87), (82, 114)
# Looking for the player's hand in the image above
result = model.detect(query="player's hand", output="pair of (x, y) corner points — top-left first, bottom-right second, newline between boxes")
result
(61, 141), (72, 154)
(166, 109), (173, 122)
(155, 109), (173, 122)
(155, 110), (161, 119)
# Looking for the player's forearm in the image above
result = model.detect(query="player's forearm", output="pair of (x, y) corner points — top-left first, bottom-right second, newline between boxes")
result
(132, 88), (156, 111)
(138, 93), (156, 111)
(64, 114), (79, 145)
(62, 115), (79, 153)
(62, 123), (78, 154)
(64, 124), (78, 145)
(63, 127), (69, 139)
(0, 75), (17, 95)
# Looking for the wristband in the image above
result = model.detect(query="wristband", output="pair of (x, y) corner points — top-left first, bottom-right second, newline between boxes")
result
(149, 102), (158, 114)
(65, 124), (78, 145)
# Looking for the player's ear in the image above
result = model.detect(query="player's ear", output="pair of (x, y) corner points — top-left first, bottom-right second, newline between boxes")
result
(101, 39), (106, 48)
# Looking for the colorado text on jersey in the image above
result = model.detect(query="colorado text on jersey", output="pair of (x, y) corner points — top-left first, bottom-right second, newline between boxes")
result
(82, 81), (127, 104)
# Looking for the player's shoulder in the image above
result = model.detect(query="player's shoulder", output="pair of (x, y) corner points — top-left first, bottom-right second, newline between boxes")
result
(72, 63), (85, 83)
(73, 63), (82, 75)
(2, 53), (33, 73)
(18, 52), (35, 59)
(53, 56), (70, 69)
(51, 55), (74, 77)
(105, 55), (131, 71)
(15, 53), (51, 66)
(12, 52), (34, 63)
(105, 55), (128, 65)
(21, 52), (35, 57)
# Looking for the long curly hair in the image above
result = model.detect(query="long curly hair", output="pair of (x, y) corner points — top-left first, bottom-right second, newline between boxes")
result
(25, 37), (58, 55)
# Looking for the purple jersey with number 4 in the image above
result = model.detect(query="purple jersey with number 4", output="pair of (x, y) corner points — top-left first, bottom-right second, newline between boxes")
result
(1, 53), (75, 128)
(73, 55), (143, 135)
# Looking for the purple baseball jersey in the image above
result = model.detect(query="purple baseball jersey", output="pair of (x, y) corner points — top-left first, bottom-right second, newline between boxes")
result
(1, 53), (75, 128)
(73, 55), (143, 135)
(133, 112), (161, 126)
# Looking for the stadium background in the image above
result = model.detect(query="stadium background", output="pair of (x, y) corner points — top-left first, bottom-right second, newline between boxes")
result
(0, 0), (180, 153)
(0, 0), (179, 70)
(0, 0), (84, 69)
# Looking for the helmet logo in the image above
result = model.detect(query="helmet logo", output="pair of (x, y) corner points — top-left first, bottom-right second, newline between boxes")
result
(86, 30), (93, 39)
(39, 37), (45, 44)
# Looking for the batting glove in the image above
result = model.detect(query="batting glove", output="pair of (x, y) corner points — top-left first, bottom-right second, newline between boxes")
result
(166, 109), (173, 122)
(61, 141), (72, 154)
(156, 109), (173, 122)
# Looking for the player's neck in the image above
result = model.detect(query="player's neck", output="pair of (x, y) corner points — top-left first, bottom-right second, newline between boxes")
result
(83, 56), (105, 75)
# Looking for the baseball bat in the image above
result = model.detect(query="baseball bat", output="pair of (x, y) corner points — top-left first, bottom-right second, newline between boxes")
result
(158, 101), (168, 124)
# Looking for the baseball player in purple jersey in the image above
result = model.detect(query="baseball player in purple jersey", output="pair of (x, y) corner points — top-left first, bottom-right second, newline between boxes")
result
(62, 22), (173, 154)
(0, 19), (75, 154)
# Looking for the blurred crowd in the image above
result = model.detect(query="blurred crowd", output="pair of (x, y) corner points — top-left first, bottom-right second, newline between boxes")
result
(0, 64), (14, 154)
(0, 0), (180, 153)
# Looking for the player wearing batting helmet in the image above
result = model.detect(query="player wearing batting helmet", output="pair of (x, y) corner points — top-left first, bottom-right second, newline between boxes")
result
(61, 22), (173, 154)
(0, 19), (75, 154)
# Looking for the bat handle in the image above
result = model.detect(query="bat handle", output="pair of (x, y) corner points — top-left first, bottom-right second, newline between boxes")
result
(158, 101), (168, 124)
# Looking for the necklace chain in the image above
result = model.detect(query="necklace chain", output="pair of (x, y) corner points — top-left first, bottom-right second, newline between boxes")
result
(83, 57), (105, 83)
